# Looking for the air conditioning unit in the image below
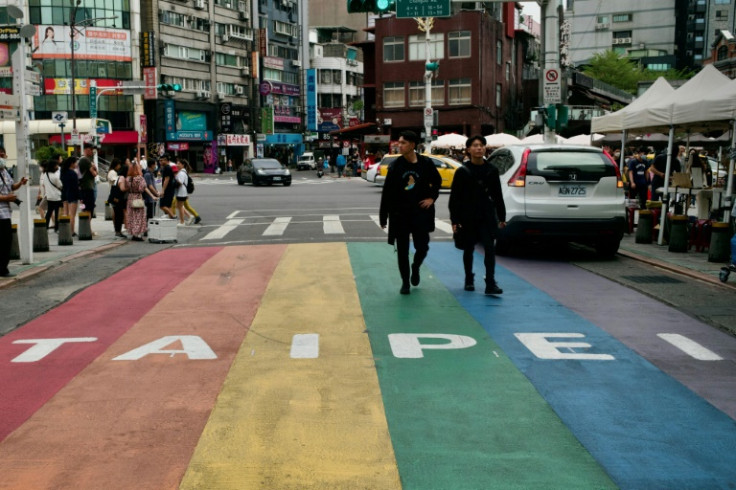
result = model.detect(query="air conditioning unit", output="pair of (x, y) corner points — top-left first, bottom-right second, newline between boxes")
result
(196, 90), (205, 99)
(239, 12), (248, 21)
(292, 59), (301, 67)
(612, 37), (632, 45)
(194, 0), (205, 10)
(241, 66), (250, 76)
(236, 86), (245, 95)
(199, 90), (211, 99)
(222, 33), (229, 42)
(595, 23), (609, 30)
(216, 92), (225, 100)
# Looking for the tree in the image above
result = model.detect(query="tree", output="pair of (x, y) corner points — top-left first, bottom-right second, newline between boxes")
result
(581, 50), (693, 95)
(35, 145), (66, 164)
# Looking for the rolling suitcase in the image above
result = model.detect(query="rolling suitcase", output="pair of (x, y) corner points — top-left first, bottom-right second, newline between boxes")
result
(148, 202), (178, 243)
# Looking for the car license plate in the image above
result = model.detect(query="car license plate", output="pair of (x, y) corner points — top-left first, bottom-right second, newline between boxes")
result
(273, 176), (281, 181)
(558, 185), (587, 196)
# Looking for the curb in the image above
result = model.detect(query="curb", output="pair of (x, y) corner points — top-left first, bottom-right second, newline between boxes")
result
(618, 248), (736, 290)
(0, 240), (128, 291)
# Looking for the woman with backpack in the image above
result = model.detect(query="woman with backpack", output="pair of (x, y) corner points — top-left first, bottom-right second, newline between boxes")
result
(42, 158), (63, 231)
(172, 159), (201, 225)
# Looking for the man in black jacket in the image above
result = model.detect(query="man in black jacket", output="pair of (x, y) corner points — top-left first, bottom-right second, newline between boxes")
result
(380, 131), (442, 294)
(449, 135), (506, 295)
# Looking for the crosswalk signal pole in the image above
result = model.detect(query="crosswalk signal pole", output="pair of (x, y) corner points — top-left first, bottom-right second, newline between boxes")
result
(418, 17), (437, 148)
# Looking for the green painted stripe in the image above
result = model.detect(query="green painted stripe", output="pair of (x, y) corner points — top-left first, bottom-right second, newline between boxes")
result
(348, 242), (616, 490)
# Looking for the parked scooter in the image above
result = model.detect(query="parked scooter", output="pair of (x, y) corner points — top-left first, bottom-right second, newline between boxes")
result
(316, 158), (325, 178)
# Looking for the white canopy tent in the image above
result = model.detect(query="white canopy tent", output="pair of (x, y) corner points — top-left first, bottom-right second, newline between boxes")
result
(484, 133), (521, 147)
(428, 133), (467, 150)
(604, 65), (735, 243)
(564, 134), (594, 145)
(521, 133), (567, 144)
(590, 77), (675, 134)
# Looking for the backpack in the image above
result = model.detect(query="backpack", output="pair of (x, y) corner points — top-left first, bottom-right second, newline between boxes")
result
(185, 174), (194, 194)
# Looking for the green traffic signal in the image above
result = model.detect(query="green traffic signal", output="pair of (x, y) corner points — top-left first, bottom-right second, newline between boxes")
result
(347, 0), (393, 13)
(425, 61), (439, 72)
(157, 83), (182, 92)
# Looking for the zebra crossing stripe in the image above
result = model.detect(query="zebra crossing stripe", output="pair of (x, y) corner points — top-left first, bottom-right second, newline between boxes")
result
(202, 219), (245, 240)
(263, 217), (291, 236)
(323, 215), (345, 234)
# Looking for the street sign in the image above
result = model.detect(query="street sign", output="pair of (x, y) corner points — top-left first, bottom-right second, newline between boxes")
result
(25, 83), (41, 96)
(70, 128), (80, 145)
(95, 118), (112, 134)
(121, 81), (146, 95)
(543, 67), (562, 104)
(397, 0), (450, 18)
(25, 70), (41, 84)
(52, 111), (68, 124)
(89, 85), (97, 119)
(423, 107), (433, 127)
(0, 93), (20, 107)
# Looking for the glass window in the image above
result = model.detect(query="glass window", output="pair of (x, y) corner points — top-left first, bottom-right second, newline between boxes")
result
(612, 13), (632, 22)
(409, 80), (444, 107)
(597, 16), (609, 24)
(383, 82), (404, 108)
(449, 78), (471, 105)
(448, 30), (470, 58)
(496, 40), (502, 64)
(496, 83), (502, 108)
(383, 36), (404, 62)
(409, 33), (444, 61)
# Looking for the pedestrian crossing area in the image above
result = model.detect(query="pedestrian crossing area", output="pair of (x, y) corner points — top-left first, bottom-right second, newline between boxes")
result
(199, 213), (454, 241)
(196, 175), (363, 186)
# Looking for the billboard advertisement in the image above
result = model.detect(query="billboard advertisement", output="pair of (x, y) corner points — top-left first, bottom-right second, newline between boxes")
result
(32, 25), (132, 61)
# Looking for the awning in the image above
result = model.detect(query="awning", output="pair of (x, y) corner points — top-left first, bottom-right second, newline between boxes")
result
(49, 130), (140, 145)
(329, 122), (377, 136)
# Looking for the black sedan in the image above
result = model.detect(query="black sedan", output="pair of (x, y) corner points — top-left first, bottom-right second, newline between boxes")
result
(237, 158), (292, 186)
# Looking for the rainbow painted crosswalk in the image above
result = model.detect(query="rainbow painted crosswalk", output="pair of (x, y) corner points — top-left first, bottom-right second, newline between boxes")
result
(1, 243), (734, 489)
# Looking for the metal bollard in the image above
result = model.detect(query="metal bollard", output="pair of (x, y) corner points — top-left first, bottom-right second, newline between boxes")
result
(708, 222), (731, 263)
(77, 212), (92, 240)
(635, 210), (653, 244)
(57, 215), (73, 246)
(32, 219), (49, 252)
(9, 224), (19, 259)
(667, 215), (688, 253)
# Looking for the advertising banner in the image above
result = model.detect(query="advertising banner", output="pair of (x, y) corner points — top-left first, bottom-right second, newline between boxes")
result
(32, 25), (132, 61)
(306, 69), (317, 132)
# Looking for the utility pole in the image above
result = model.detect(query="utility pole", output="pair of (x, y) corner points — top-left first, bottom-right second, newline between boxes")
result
(417, 17), (438, 148)
(540, 0), (561, 144)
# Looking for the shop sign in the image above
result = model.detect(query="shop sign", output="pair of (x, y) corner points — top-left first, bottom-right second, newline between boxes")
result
(226, 134), (251, 146)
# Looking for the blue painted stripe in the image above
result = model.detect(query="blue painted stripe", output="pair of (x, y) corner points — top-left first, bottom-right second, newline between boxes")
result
(427, 242), (736, 489)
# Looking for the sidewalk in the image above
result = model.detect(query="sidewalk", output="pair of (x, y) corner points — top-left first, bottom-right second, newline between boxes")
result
(1, 212), (125, 290)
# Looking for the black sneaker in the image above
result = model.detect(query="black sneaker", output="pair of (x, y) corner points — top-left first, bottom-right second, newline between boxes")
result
(485, 284), (503, 295)
(194, 216), (202, 224)
(410, 264), (420, 286)
(400, 284), (411, 295)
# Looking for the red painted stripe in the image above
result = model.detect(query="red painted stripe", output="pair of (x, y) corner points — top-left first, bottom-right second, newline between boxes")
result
(0, 247), (221, 442)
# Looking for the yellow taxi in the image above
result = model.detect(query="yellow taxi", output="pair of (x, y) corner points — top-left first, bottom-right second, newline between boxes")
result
(376, 154), (462, 189)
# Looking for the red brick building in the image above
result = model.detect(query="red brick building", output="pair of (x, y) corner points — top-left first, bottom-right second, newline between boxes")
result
(359, 6), (531, 140)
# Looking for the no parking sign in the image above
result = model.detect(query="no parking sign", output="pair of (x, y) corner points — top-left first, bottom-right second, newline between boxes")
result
(543, 68), (562, 104)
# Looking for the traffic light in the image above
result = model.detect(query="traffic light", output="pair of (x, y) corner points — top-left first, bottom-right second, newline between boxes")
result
(555, 104), (569, 132)
(157, 83), (182, 97)
(425, 61), (439, 72)
(545, 104), (556, 130)
(347, 0), (394, 13)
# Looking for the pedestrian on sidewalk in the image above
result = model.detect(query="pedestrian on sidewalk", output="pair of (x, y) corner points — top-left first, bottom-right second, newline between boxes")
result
(60, 156), (80, 237)
(0, 146), (28, 277)
(627, 148), (649, 209)
(173, 159), (201, 224)
(108, 159), (127, 238)
(42, 158), (63, 231)
(77, 146), (98, 233)
(141, 160), (158, 221)
(449, 135), (506, 295)
(158, 155), (176, 219)
(336, 153), (346, 178)
(120, 161), (147, 241)
(173, 164), (189, 226)
(379, 130), (442, 295)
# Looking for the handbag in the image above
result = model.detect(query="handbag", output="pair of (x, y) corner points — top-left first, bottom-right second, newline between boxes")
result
(453, 226), (468, 250)
(131, 198), (145, 209)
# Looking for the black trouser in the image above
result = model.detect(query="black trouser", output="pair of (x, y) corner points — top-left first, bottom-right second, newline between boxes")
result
(632, 184), (648, 209)
(44, 200), (63, 230)
(463, 224), (496, 286)
(0, 218), (11, 275)
(81, 188), (96, 215)
(146, 201), (155, 220)
(113, 201), (126, 233)
(394, 214), (430, 285)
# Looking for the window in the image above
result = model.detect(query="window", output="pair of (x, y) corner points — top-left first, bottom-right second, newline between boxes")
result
(409, 33), (444, 61)
(506, 62), (510, 81)
(496, 83), (502, 108)
(612, 13), (632, 23)
(384, 82), (404, 108)
(448, 31), (471, 58)
(383, 36), (404, 62)
(596, 16), (609, 24)
(163, 44), (209, 62)
(496, 40), (502, 64)
(273, 20), (298, 37)
(716, 10), (728, 19)
(718, 45), (729, 61)
(715, 0), (729, 4)
(408, 80), (445, 107)
(215, 52), (242, 67)
(448, 78), (471, 105)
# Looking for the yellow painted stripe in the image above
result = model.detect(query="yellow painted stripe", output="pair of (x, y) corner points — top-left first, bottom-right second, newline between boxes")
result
(181, 243), (400, 489)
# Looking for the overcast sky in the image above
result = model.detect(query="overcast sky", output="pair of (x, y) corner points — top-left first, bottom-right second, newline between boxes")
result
(520, 2), (541, 21)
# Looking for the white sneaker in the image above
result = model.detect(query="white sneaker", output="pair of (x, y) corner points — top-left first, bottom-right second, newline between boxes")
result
(186, 216), (194, 225)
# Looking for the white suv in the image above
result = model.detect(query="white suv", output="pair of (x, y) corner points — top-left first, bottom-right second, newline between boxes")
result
(488, 144), (626, 257)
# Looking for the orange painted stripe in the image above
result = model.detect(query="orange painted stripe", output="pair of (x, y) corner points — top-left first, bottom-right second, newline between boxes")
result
(0, 245), (285, 489)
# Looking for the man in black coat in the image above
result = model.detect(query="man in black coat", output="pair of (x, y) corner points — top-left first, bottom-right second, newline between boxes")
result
(448, 135), (506, 295)
(380, 131), (442, 295)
